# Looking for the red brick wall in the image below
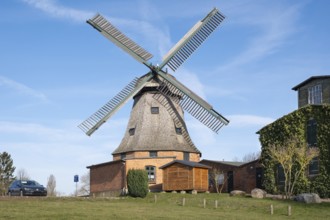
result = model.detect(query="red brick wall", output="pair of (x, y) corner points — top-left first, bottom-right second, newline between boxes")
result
(235, 161), (262, 193)
(89, 161), (125, 196)
(200, 160), (262, 193)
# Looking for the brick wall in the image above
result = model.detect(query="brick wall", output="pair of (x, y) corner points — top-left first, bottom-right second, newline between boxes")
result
(200, 160), (262, 193)
(89, 160), (125, 196)
(113, 151), (200, 162)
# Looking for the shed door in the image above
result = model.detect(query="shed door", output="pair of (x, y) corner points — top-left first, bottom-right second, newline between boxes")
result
(227, 171), (233, 192)
(256, 167), (263, 189)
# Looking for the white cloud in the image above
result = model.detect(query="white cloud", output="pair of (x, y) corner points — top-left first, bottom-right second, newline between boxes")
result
(0, 75), (48, 102)
(227, 114), (274, 127)
(22, 0), (94, 22)
(0, 118), (128, 195)
(176, 68), (206, 99)
(216, 3), (302, 73)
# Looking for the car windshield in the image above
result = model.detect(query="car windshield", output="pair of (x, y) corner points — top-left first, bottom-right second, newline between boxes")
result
(21, 180), (41, 186)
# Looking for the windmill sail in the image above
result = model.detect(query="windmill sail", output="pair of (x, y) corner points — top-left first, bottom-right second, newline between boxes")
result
(79, 74), (153, 136)
(160, 8), (225, 72)
(87, 14), (153, 64)
(80, 8), (229, 136)
(156, 71), (229, 133)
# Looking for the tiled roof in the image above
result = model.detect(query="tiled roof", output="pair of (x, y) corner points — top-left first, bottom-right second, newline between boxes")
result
(159, 160), (211, 169)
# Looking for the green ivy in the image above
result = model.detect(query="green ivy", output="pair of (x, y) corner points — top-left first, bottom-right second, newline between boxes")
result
(258, 105), (330, 198)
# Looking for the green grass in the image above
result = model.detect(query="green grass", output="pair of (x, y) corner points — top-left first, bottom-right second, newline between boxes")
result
(0, 193), (329, 220)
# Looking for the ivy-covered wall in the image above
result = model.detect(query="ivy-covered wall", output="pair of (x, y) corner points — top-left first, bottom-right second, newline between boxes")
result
(258, 105), (330, 198)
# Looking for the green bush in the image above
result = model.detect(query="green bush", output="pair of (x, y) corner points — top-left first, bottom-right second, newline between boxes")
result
(127, 169), (148, 198)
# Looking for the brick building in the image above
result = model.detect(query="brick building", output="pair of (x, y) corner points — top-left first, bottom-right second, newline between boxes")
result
(200, 159), (262, 193)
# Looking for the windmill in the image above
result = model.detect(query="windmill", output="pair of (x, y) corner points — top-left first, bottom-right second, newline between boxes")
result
(78, 8), (229, 146)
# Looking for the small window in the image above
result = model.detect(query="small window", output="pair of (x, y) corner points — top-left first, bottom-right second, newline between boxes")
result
(307, 119), (317, 147)
(309, 157), (319, 176)
(149, 151), (157, 158)
(277, 164), (285, 186)
(308, 84), (322, 104)
(129, 128), (135, 136)
(176, 127), (182, 135)
(145, 166), (156, 182)
(184, 152), (189, 161)
(151, 107), (159, 114)
(120, 153), (126, 160)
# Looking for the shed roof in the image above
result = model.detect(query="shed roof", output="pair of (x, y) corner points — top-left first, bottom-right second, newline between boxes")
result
(292, 75), (330, 91)
(159, 160), (211, 169)
(200, 159), (245, 167)
(86, 159), (124, 169)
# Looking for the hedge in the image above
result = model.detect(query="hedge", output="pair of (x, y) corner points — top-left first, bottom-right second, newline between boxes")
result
(127, 169), (149, 198)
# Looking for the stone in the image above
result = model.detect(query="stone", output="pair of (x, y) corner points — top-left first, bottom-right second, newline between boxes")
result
(294, 193), (321, 204)
(180, 191), (186, 194)
(251, 188), (266, 199)
(191, 190), (198, 195)
(171, 191), (177, 194)
(230, 190), (246, 197)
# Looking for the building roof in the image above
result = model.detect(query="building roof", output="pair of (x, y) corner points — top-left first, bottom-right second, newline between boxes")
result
(200, 159), (246, 167)
(292, 75), (330, 91)
(86, 159), (124, 169)
(159, 160), (211, 169)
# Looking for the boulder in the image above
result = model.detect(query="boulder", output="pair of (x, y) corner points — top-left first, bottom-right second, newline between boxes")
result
(294, 193), (321, 204)
(191, 190), (198, 195)
(230, 190), (246, 197)
(251, 188), (266, 199)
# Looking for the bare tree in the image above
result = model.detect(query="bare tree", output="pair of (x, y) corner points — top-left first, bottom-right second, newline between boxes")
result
(209, 167), (227, 193)
(269, 137), (319, 199)
(16, 168), (30, 180)
(242, 151), (260, 162)
(78, 172), (90, 196)
(47, 174), (56, 197)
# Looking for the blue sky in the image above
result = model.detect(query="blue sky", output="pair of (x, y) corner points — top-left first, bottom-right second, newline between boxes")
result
(1, 0), (329, 195)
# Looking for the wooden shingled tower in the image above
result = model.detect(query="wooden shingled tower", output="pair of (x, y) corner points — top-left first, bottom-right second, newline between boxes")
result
(112, 76), (200, 158)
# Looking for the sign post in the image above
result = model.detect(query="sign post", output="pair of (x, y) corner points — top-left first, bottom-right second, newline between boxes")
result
(74, 175), (79, 197)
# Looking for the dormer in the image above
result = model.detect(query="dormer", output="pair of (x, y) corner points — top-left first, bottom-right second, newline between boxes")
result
(292, 75), (330, 108)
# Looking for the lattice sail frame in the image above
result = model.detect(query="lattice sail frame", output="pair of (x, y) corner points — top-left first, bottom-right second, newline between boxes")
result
(160, 8), (225, 72)
(155, 73), (229, 133)
(79, 8), (229, 136)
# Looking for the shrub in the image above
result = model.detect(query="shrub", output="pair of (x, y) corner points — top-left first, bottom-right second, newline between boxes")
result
(127, 169), (148, 198)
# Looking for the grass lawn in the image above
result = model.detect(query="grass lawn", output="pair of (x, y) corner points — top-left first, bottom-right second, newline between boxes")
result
(0, 193), (329, 220)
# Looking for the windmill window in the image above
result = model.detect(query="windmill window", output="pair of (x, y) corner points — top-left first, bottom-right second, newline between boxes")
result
(149, 151), (157, 158)
(120, 153), (126, 160)
(176, 127), (182, 135)
(308, 84), (322, 104)
(184, 152), (190, 161)
(151, 107), (159, 114)
(129, 128), (135, 136)
(145, 166), (156, 182)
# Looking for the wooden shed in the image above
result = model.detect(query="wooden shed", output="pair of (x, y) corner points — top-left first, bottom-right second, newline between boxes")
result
(160, 160), (210, 192)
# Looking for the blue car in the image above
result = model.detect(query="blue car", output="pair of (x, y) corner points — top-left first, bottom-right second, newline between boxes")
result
(8, 180), (47, 196)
